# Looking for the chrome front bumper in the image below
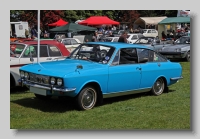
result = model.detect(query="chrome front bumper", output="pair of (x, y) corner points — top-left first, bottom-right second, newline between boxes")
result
(18, 79), (76, 93)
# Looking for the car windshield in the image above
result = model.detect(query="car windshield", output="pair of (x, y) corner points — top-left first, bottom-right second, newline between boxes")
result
(112, 30), (119, 34)
(10, 44), (26, 57)
(143, 30), (147, 33)
(69, 44), (115, 64)
(135, 37), (154, 44)
(176, 37), (190, 44)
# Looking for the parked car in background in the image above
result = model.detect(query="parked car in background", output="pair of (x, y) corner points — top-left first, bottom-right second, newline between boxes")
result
(112, 30), (124, 37)
(19, 42), (183, 110)
(142, 29), (158, 38)
(127, 33), (145, 44)
(10, 40), (70, 88)
(101, 37), (119, 42)
(56, 38), (81, 52)
(158, 36), (190, 61)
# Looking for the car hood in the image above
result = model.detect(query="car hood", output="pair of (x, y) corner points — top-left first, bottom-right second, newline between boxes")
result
(161, 44), (190, 51)
(20, 59), (106, 77)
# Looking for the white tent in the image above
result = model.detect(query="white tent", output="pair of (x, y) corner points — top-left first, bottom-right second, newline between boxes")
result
(134, 16), (167, 29)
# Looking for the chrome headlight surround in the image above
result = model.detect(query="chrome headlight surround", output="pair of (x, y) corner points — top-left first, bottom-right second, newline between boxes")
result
(20, 71), (25, 78)
(24, 72), (29, 80)
(175, 48), (181, 52)
(57, 78), (63, 86)
(50, 77), (56, 85)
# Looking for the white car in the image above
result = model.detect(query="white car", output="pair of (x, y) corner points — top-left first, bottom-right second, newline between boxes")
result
(127, 33), (145, 44)
(10, 40), (70, 88)
(102, 37), (119, 42)
(57, 38), (81, 53)
(142, 29), (158, 38)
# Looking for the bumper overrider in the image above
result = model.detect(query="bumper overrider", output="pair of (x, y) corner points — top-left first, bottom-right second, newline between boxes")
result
(18, 78), (76, 93)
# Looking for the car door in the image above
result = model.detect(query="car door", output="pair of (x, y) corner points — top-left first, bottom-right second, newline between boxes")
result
(19, 45), (50, 64)
(137, 48), (169, 88)
(107, 48), (141, 93)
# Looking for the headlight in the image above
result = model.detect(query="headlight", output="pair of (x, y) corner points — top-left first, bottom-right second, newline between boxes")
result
(175, 48), (181, 52)
(50, 77), (56, 85)
(24, 72), (29, 79)
(20, 71), (25, 78)
(57, 78), (63, 86)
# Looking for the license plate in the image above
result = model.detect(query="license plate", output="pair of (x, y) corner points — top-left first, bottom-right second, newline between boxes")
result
(30, 87), (47, 96)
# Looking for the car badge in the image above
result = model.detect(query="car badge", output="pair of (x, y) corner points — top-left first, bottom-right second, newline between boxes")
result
(38, 69), (41, 72)
(105, 56), (109, 60)
(77, 65), (83, 69)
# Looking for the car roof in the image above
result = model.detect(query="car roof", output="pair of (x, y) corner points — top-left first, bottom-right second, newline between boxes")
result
(13, 40), (60, 45)
(10, 40), (70, 56)
(85, 42), (150, 49)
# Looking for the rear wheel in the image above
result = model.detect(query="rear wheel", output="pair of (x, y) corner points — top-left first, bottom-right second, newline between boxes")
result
(151, 78), (165, 96)
(76, 86), (97, 110)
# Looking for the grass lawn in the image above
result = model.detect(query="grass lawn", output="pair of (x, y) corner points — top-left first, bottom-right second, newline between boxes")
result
(10, 61), (190, 130)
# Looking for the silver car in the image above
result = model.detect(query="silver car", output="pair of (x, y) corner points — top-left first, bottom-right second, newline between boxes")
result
(157, 36), (190, 62)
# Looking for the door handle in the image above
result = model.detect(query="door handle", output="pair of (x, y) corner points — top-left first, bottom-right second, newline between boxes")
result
(136, 67), (142, 70)
(158, 63), (161, 67)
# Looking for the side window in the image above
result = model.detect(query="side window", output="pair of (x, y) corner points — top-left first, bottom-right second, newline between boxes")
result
(63, 39), (71, 45)
(113, 38), (119, 42)
(119, 48), (138, 65)
(153, 52), (168, 62)
(48, 45), (62, 57)
(71, 39), (78, 45)
(152, 30), (157, 33)
(147, 30), (151, 33)
(131, 35), (138, 40)
(137, 48), (149, 63)
(23, 45), (48, 57)
(111, 50), (120, 65)
(23, 45), (37, 57)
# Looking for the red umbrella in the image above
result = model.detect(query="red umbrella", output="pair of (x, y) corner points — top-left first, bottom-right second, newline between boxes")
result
(48, 19), (68, 26)
(78, 16), (119, 26)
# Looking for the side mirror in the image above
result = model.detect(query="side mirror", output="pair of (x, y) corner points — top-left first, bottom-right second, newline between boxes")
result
(30, 57), (34, 62)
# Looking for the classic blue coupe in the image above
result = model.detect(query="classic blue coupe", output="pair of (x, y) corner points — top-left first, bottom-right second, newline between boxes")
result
(19, 42), (183, 110)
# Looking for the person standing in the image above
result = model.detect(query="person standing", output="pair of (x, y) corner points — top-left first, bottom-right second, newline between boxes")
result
(25, 29), (29, 38)
(91, 32), (98, 42)
(118, 31), (128, 43)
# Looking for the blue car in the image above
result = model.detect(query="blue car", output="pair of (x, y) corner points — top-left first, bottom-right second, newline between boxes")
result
(19, 42), (183, 110)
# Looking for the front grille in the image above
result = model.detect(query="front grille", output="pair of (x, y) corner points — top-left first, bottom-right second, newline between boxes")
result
(28, 73), (50, 85)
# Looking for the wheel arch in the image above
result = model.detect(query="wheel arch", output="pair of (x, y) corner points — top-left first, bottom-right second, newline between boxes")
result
(77, 81), (103, 105)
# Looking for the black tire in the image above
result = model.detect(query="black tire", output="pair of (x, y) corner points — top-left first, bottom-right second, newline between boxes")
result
(185, 51), (190, 62)
(76, 86), (97, 110)
(34, 94), (52, 100)
(151, 78), (165, 96)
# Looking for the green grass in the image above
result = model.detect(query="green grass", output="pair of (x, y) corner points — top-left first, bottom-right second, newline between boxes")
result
(10, 62), (190, 130)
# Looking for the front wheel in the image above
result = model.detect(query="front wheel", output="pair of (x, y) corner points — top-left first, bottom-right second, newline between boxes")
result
(151, 78), (165, 96)
(76, 86), (97, 110)
(185, 51), (190, 62)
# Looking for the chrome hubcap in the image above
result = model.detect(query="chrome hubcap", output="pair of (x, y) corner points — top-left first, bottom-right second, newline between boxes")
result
(154, 79), (164, 95)
(82, 89), (95, 108)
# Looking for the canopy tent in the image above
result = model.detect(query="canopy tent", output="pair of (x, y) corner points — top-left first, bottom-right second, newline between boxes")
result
(78, 16), (120, 26)
(134, 16), (167, 29)
(48, 19), (68, 26)
(157, 17), (190, 39)
(49, 23), (97, 32)
(158, 17), (190, 24)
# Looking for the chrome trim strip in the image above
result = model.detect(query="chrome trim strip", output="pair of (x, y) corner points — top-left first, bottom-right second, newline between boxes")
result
(170, 76), (183, 81)
(103, 88), (151, 98)
(19, 79), (76, 93)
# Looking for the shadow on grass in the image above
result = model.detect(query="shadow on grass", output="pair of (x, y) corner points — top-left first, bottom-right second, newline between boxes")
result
(10, 86), (29, 94)
(11, 89), (176, 112)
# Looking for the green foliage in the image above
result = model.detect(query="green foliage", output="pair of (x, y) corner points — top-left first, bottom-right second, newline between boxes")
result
(10, 62), (190, 129)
